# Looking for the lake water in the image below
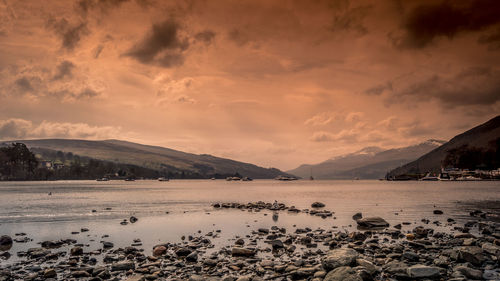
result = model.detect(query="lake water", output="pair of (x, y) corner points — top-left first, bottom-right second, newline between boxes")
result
(0, 180), (499, 263)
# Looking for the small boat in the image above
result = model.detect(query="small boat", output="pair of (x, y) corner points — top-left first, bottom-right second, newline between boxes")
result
(226, 177), (241, 181)
(456, 176), (482, 181)
(158, 177), (169, 181)
(124, 178), (135, 181)
(274, 175), (298, 181)
(420, 173), (439, 181)
(242, 177), (253, 181)
(96, 177), (109, 181)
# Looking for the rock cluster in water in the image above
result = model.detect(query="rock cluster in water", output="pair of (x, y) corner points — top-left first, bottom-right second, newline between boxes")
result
(0, 202), (499, 281)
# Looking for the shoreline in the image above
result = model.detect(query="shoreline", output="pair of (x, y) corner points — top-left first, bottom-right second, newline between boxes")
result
(1, 201), (499, 280)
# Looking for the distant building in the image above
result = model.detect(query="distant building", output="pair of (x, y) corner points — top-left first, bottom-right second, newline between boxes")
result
(39, 160), (53, 169)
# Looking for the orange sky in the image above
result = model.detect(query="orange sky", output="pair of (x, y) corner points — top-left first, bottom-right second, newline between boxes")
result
(0, 0), (499, 170)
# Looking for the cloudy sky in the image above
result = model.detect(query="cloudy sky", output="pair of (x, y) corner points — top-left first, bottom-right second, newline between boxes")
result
(0, 0), (499, 170)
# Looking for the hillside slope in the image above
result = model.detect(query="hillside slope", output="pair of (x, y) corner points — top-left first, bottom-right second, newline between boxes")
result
(388, 115), (500, 176)
(288, 140), (445, 179)
(2, 139), (290, 179)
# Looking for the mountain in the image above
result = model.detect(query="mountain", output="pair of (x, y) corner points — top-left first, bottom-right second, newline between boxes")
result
(388, 115), (500, 177)
(287, 139), (446, 179)
(1, 139), (291, 179)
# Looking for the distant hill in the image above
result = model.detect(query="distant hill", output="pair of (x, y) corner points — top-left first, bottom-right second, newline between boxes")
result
(0, 139), (291, 179)
(388, 115), (500, 177)
(287, 140), (445, 179)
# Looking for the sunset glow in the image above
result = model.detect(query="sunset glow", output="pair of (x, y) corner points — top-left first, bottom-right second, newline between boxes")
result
(1, 0), (499, 169)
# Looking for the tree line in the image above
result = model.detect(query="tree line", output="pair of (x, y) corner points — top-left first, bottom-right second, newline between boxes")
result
(0, 143), (247, 180)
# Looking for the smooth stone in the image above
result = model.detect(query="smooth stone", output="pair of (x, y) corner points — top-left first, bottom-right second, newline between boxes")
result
(43, 268), (57, 278)
(311, 202), (325, 208)
(186, 251), (198, 262)
(355, 217), (389, 228)
(324, 266), (362, 281)
(407, 265), (441, 279)
(70, 246), (83, 256)
(454, 265), (483, 280)
(322, 248), (359, 271)
(72, 270), (91, 278)
(152, 246), (167, 256)
(175, 247), (192, 257)
(126, 275), (145, 281)
(102, 241), (114, 248)
(352, 213), (363, 220)
(231, 247), (255, 257)
(111, 261), (135, 271)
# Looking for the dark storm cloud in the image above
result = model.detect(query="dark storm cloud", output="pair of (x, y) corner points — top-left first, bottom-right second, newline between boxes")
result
(194, 30), (216, 45)
(386, 66), (500, 107)
(47, 17), (89, 51)
(124, 19), (189, 67)
(395, 0), (500, 49)
(53, 60), (75, 80)
(478, 27), (500, 50)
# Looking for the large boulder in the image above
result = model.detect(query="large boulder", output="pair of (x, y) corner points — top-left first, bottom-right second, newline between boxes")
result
(355, 217), (389, 229)
(407, 265), (441, 279)
(322, 248), (359, 271)
(324, 266), (363, 281)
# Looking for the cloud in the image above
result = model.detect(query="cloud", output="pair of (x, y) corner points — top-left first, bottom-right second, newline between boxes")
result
(386, 66), (500, 107)
(397, 120), (435, 137)
(478, 27), (500, 49)
(227, 29), (251, 46)
(0, 118), (121, 140)
(310, 129), (359, 142)
(46, 17), (89, 51)
(52, 60), (75, 80)
(15, 77), (35, 93)
(0, 119), (33, 139)
(345, 112), (364, 122)
(125, 19), (189, 67)
(394, 0), (500, 49)
(304, 112), (336, 126)
(194, 30), (216, 45)
(76, 0), (132, 16)
(329, 3), (372, 36)
(364, 82), (393, 95)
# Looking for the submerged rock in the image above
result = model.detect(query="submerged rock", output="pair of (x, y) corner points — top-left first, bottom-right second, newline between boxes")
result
(311, 202), (325, 208)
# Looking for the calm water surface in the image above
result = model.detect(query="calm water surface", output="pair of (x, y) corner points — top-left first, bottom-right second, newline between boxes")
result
(0, 180), (499, 263)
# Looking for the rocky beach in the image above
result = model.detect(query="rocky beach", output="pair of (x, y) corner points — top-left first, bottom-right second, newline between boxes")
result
(1, 199), (499, 281)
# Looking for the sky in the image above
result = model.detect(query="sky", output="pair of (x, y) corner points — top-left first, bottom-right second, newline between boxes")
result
(0, 0), (499, 170)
